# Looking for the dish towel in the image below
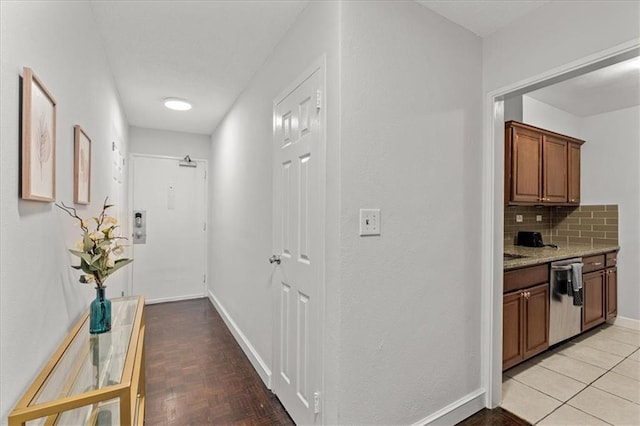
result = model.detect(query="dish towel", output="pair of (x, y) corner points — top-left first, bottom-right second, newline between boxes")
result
(571, 263), (583, 306)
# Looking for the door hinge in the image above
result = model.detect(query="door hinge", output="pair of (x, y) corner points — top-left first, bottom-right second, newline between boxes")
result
(313, 391), (320, 414)
(316, 89), (322, 110)
(112, 141), (116, 151)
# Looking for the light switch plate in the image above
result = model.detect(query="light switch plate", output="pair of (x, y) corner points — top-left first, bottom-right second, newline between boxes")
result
(536, 214), (542, 222)
(516, 214), (523, 223)
(359, 209), (380, 236)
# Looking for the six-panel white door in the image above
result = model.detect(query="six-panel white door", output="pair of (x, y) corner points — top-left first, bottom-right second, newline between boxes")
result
(272, 64), (324, 425)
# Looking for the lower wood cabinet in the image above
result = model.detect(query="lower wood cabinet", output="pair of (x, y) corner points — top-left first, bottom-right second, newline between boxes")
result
(606, 266), (618, 319)
(582, 271), (605, 331)
(503, 283), (549, 370)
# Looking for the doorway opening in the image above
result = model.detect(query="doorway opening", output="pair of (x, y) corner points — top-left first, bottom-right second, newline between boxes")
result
(484, 42), (640, 408)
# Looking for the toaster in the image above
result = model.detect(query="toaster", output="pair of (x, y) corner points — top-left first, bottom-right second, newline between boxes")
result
(516, 231), (544, 247)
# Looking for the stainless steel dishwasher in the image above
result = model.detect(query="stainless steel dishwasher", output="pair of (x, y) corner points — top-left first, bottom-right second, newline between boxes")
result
(549, 257), (583, 346)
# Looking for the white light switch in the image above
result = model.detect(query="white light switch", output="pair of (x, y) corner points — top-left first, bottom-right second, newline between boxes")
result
(536, 215), (543, 222)
(516, 214), (523, 223)
(359, 209), (380, 236)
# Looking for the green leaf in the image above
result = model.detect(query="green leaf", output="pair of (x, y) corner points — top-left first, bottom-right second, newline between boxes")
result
(104, 258), (133, 277)
(71, 265), (82, 270)
(69, 250), (92, 265)
(91, 253), (102, 264)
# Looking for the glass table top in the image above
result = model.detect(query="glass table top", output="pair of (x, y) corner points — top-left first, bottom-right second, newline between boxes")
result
(30, 296), (140, 407)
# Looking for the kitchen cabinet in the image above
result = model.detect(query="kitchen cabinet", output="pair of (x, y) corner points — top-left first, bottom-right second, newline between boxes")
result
(582, 251), (618, 331)
(605, 252), (618, 319)
(582, 270), (605, 331)
(8, 296), (145, 426)
(503, 264), (549, 370)
(504, 121), (584, 206)
(568, 142), (581, 204)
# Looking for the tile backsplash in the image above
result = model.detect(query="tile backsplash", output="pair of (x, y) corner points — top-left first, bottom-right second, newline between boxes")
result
(504, 204), (618, 246)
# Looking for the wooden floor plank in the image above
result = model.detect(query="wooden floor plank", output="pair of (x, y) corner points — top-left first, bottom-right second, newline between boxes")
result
(145, 298), (294, 425)
(146, 298), (527, 425)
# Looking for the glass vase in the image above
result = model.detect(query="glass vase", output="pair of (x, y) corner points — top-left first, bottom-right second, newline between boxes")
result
(90, 286), (111, 334)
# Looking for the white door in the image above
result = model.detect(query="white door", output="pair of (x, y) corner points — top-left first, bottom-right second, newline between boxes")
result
(272, 61), (325, 425)
(131, 155), (207, 304)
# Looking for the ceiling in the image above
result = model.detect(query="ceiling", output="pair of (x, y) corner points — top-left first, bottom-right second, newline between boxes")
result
(89, 1), (307, 135)
(526, 57), (640, 117)
(416, 0), (551, 37)
(89, 1), (637, 136)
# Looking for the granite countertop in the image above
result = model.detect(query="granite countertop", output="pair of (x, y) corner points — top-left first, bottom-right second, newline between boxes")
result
(504, 243), (620, 270)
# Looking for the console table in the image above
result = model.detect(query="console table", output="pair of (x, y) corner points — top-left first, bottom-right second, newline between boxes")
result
(8, 296), (145, 426)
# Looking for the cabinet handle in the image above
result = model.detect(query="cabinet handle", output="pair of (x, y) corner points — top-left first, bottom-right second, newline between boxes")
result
(592, 262), (602, 266)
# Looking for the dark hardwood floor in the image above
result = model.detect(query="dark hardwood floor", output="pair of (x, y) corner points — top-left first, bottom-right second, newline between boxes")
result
(145, 298), (294, 425)
(456, 408), (531, 426)
(145, 298), (529, 425)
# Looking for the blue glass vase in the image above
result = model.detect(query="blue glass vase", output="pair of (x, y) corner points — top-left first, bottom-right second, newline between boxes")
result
(90, 286), (111, 334)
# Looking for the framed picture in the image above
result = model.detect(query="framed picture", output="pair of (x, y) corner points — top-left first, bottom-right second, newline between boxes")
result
(21, 67), (56, 202)
(73, 125), (91, 205)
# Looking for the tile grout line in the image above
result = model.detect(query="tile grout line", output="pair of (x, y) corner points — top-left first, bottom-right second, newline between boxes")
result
(504, 325), (640, 425)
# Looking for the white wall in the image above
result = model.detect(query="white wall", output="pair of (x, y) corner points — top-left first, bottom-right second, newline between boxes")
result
(522, 95), (583, 138)
(0, 2), (129, 422)
(130, 126), (210, 159)
(581, 106), (640, 320)
(208, 1), (342, 422)
(338, 2), (483, 424)
(483, 1), (640, 94)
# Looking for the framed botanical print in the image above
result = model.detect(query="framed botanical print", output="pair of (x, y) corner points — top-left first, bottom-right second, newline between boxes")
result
(73, 125), (91, 205)
(21, 67), (56, 202)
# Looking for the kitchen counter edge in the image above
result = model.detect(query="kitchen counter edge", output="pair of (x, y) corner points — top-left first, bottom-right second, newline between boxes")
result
(504, 243), (620, 271)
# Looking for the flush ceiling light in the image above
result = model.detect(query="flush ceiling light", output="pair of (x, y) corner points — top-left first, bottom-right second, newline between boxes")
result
(164, 98), (192, 111)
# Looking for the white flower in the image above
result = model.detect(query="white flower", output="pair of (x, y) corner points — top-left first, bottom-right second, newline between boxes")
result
(106, 257), (115, 268)
(75, 239), (84, 250)
(90, 231), (105, 241)
(112, 244), (124, 256)
(104, 216), (118, 225)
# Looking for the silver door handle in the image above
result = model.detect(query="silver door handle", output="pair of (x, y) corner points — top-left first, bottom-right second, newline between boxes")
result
(269, 255), (281, 265)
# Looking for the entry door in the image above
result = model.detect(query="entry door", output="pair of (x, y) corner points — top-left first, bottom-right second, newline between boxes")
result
(272, 62), (325, 425)
(131, 155), (207, 303)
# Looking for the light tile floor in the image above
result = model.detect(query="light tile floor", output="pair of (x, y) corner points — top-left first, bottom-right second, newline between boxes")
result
(502, 323), (640, 425)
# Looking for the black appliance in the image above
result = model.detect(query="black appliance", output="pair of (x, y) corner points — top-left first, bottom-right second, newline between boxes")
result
(516, 231), (558, 248)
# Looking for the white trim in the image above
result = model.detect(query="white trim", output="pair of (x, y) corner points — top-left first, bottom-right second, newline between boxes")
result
(208, 289), (273, 389)
(411, 389), (486, 426)
(609, 316), (640, 331)
(482, 39), (640, 409)
(144, 293), (205, 305)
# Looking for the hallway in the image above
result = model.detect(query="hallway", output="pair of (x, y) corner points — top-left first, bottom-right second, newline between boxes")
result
(145, 298), (294, 425)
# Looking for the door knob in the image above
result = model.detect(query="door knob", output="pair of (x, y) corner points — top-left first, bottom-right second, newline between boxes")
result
(269, 255), (281, 265)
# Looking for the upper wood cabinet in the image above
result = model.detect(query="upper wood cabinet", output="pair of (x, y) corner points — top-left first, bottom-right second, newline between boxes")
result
(505, 121), (585, 206)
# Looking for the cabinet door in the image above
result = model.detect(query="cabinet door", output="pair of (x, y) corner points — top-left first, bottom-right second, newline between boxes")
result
(583, 271), (606, 331)
(542, 135), (568, 203)
(524, 283), (549, 359)
(606, 267), (617, 319)
(511, 127), (542, 203)
(568, 142), (581, 205)
(503, 291), (524, 370)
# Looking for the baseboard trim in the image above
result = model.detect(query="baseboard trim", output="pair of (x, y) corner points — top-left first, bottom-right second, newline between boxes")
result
(609, 315), (640, 331)
(411, 388), (485, 425)
(207, 290), (272, 388)
(144, 293), (205, 305)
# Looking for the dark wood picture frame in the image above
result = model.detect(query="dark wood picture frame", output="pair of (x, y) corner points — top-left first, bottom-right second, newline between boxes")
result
(73, 125), (91, 205)
(21, 67), (57, 202)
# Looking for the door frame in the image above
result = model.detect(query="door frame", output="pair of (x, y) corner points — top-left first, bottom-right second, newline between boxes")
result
(481, 40), (640, 408)
(271, 55), (327, 422)
(128, 153), (209, 301)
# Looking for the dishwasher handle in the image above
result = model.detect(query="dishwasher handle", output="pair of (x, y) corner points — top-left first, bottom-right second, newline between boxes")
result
(551, 265), (574, 271)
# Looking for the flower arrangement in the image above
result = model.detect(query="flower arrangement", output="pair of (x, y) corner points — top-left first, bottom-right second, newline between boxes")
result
(56, 197), (132, 288)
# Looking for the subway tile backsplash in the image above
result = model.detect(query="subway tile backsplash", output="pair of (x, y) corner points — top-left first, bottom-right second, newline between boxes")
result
(504, 204), (618, 246)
